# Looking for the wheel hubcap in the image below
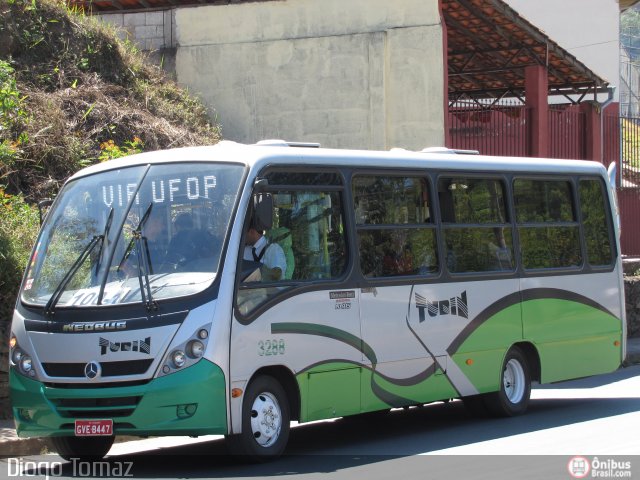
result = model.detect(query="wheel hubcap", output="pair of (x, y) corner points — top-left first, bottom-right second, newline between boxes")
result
(503, 358), (525, 404)
(249, 392), (281, 448)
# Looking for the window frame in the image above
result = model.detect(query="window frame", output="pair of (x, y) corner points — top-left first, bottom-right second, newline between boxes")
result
(435, 173), (517, 277)
(351, 171), (439, 281)
(577, 175), (617, 270)
(234, 166), (354, 324)
(512, 175), (584, 273)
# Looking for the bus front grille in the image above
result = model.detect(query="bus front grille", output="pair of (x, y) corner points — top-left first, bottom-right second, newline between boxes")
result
(51, 396), (142, 418)
(42, 359), (153, 378)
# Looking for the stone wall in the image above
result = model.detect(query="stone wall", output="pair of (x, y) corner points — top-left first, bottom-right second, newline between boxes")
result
(624, 276), (640, 338)
(99, 10), (174, 52)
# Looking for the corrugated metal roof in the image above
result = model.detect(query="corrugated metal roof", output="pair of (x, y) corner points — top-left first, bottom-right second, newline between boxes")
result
(621, 0), (640, 12)
(443, 0), (608, 101)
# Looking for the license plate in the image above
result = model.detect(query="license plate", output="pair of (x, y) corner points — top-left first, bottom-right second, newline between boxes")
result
(74, 419), (113, 436)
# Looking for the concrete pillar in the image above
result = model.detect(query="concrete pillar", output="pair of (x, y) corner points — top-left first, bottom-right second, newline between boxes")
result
(525, 65), (549, 158)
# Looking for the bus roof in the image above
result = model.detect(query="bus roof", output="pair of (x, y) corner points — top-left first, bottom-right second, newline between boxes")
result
(68, 140), (608, 182)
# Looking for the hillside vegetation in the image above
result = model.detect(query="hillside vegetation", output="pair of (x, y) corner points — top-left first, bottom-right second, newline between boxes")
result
(0, 0), (221, 331)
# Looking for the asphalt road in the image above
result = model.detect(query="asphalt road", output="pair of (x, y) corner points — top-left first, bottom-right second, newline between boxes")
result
(2, 365), (639, 480)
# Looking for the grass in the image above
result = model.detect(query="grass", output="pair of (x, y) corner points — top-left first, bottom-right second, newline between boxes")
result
(0, 0), (222, 333)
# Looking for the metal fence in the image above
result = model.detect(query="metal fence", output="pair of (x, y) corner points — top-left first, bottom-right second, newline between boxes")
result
(448, 101), (589, 160)
(617, 115), (640, 256)
(448, 100), (530, 157)
(548, 105), (586, 160)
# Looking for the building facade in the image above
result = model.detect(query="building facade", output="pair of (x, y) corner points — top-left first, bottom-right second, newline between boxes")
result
(101, 0), (446, 150)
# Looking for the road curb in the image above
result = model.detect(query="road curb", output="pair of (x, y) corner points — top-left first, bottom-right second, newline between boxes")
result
(0, 434), (141, 459)
(1, 437), (48, 458)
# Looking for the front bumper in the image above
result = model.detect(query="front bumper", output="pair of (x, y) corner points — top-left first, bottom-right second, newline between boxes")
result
(10, 360), (227, 438)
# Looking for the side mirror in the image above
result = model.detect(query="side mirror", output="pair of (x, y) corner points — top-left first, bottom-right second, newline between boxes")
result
(252, 193), (273, 231)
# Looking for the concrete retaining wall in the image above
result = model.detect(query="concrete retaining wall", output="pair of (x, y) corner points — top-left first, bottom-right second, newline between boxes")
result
(97, 0), (446, 150)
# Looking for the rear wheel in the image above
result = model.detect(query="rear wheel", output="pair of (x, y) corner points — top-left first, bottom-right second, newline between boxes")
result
(226, 375), (290, 462)
(484, 346), (531, 417)
(49, 435), (114, 462)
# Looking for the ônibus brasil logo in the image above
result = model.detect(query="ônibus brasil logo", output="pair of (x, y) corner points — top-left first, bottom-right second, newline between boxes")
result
(568, 457), (591, 478)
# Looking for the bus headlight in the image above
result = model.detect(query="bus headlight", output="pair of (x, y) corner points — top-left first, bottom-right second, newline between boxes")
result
(159, 325), (210, 377)
(11, 348), (24, 365)
(187, 340), (205, 358)
(20, 355), (33, 374)
(171, 350), (187, 368)
(9, 336), (35, 377)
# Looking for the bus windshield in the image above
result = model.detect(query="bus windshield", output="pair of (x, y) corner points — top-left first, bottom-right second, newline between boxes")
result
(21, 162), (244, 308)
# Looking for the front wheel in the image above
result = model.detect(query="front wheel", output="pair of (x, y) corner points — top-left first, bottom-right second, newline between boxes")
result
(48, 435), (114, 462)
(484, 346), (531, 417)
(226, 375), (290, 462)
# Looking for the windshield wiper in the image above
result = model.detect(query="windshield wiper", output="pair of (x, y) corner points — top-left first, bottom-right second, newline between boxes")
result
(44, 234), (104, 317)
(95, 208), (115, 304)
(95, 207), (114, 277)
(116, 202), (157, 311)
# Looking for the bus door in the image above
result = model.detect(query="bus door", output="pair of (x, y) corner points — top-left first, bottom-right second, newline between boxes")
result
(231, 170), (362, 422)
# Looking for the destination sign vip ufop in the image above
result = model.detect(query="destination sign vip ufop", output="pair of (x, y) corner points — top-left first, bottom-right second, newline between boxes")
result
(101, 175), (218, 207)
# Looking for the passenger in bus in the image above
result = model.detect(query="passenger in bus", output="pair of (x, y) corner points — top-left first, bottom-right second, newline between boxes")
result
(166, 213), (195, 260)
(382, 231), (414, 276)
(243, 221), (287, 281)
(487, 227), (512, 270)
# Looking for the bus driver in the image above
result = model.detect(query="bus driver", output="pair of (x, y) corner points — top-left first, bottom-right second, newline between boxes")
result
(243, 222), (287, 282)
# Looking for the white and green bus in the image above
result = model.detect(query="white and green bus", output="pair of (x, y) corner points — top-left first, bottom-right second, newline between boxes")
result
(9, 140), (625, 460)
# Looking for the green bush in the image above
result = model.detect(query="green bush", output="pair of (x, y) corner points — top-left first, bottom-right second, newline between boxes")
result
(0, 191), (39, 325)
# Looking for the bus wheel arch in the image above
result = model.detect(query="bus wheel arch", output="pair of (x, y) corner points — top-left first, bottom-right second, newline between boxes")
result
(250, 365), (300, 422)
(226, 366), (299, 461)
(484, 345), (532, 417)
(513, 341), (541, 383)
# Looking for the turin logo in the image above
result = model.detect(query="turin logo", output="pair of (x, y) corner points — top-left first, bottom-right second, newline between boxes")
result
(99, 337), (151, 356)
(415, 290), (468, 322)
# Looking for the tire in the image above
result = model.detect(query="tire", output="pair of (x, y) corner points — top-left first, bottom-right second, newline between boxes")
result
(484, 346), (531, 417)
(226, 375), (290, 462)
(48, 435), (114, 462)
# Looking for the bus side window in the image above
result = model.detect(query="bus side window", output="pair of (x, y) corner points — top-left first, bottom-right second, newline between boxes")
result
(514, 179), (581, 270)
(353, 175), (438, 278)
(579, 178), (615, 267)
(439, 177), (514, 274)
(286, 191), (346, 281)
(236, 171), (348, 316)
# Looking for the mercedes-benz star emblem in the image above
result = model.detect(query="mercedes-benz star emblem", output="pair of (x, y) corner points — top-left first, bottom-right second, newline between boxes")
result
(84, 361), (101, 380)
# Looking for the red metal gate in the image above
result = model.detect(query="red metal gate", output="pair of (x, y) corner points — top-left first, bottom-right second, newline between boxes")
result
(448, 105), (640, 256)
(617, 115), (640, 257)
